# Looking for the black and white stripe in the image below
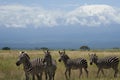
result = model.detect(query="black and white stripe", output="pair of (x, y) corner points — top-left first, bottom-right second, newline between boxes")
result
(58, 50), (88, 80)
(89, 53), (119, 77)
(16, 51), (44, 80)
(43, 50), (57, 80)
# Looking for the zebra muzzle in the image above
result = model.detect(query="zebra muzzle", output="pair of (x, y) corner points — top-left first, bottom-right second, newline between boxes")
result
(16, 61), (21, 66)
(90, 62), (93, 65)
(58, 59), (61, 62)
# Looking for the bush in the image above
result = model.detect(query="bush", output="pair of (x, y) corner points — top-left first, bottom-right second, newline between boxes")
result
(2, 47), (11, 50)
(80, 46), (90, 51)
(40, 47), (49, 50)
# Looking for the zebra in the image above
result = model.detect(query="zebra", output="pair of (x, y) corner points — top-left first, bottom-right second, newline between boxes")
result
(58, 50), (88, 80)
(89, 53), (119, 77)
(43, 50), (57, 80)
(16, 51), (44, 80)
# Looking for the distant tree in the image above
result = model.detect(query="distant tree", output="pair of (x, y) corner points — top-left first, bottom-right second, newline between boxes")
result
(113, 47), (119, 49)
(2, 47), (11, 50)
(80, 46), (90, 51)
(40, 47), (49, 50)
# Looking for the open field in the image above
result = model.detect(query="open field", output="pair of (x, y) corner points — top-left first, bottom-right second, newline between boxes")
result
(0, 50), (120, 80)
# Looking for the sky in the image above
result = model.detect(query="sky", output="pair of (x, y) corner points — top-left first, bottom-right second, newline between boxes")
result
(0, 0), (120, 49)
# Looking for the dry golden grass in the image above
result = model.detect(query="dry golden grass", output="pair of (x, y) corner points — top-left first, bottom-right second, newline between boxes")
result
(0, 50), (120, 80)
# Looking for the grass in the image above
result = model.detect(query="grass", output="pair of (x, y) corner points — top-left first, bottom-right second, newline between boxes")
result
(0, 50), (120, 80)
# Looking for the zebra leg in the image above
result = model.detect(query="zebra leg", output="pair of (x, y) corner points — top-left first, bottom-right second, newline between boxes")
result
(68, 69), (71, 79)
(79, 68), (82, 78)
(45, 71), (48, 80)
(32, 75), (35, 80)
(84, 68), (88, 78)
(113, 68), (118, 77)
(65, 69), (68, 80)
(36, 74), (42, 80)
(25, 73), (29, 80)
(101, 69), (105, 77)
(96, 68), (101, 77)
(48, 71), (52, 80)
(52, 71), (55, 80)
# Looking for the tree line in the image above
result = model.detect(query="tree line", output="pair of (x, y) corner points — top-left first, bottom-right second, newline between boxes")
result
(1, 46), (90, 50)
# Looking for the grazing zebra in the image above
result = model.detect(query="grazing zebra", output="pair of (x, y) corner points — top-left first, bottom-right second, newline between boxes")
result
(58, 50), (88, 80)
(43, 50), (57, 80)
(16, 51), (44, 80)
(89, 53), (119, 77)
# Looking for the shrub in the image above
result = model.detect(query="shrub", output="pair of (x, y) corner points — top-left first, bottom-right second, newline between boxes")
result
(80, 46), (90, 51)
(2, 47), (11, 50)
(40, 47), (49, 50)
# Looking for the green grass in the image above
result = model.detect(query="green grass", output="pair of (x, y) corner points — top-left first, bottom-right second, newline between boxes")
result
(0, 50), (120, 80)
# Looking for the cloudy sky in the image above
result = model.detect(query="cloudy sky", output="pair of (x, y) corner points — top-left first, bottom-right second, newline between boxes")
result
(0, 0), (120, 49)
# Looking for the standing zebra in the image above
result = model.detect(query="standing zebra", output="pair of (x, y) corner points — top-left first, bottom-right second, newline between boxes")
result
(16, 51), (44, 80)
(58, 50), (88, 80)
(89, 53), (119, 77)
(43, 50), (57, 80)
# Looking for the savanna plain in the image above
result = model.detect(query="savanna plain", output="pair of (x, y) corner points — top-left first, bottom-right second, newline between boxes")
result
(0, 50), (120, 80)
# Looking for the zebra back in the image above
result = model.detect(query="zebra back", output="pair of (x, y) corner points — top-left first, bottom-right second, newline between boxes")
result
(30, 58), (45, 74)
(68, 58), (88, 69)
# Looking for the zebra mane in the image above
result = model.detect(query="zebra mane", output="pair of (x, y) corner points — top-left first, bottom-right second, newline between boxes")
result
(64, 54), (70, 60)
(25, 54), (30, 60)
(19, 51), (30, 59)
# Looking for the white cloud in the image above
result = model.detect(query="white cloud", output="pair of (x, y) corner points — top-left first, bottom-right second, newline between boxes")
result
(66, 4), (120, 26)
(0, 4), (120, 28)
(0, 5), (63, 28)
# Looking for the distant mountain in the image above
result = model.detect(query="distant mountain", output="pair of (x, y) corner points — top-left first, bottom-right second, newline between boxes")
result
(0, 24), (120, 49)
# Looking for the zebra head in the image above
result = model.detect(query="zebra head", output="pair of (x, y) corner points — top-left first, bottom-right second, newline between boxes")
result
(89, 53), (98, 65)
(16, 51), (30, 66)
(43, 50), (52, 66)
(58, 50), (70, 62)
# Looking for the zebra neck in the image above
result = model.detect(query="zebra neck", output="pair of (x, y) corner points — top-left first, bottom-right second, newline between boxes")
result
(93, 59), (98, 65)
(23, 60), (32, 71)
(45, 57), (53, 66)
(46, 60), (52, 66)
(63, 59), (70, 66)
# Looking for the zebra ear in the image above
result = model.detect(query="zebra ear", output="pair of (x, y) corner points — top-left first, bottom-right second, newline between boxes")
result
(47, 49), (49, 52)
(88, 53), (90, 56)
(43, 50), (47, 54)
(47, 50), (50, 54)
(20, 51), (24, 54)
(59, 51), (62, 55)
(94, 53), (98, 57)
(19, 51), (22, 54)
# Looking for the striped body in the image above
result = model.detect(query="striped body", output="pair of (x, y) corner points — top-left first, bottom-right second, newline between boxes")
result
(66, 58), (88, 69)
(43, 50), (57, 80)
(30, 58), (44, 75)
(89, 54), (119, 77)
(16, 52), (44, 80)
(58, 50), (88, 80)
